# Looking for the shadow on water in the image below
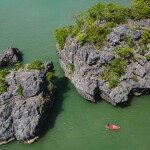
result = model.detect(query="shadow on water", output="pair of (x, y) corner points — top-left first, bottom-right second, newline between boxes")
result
(117, 88), (150, 108)
(117, 93), (133, 108)
(40, 77), (70, 137)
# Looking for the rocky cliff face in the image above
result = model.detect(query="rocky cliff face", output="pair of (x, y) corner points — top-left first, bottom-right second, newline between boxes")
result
(57, 19), (150, 106)
(0, 47), (22, 67)
(0, 61), (55, 144)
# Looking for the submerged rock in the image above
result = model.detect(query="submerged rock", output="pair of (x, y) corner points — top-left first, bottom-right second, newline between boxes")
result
(57, 19), (150, 106)
(0, 47), (22, 67)
(0, 61), (55, 144)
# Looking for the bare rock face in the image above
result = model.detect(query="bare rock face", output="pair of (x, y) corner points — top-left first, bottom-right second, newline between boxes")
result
(0, 47), (22, 67)
(57, 19), (150, 106)
(0, 61), (55, 144)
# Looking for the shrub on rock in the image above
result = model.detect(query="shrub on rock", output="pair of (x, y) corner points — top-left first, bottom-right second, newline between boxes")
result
(27, 60), (44, 70)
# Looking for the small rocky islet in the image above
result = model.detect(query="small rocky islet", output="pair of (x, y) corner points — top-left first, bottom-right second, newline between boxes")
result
(0, 48), (55, 144)
(0, 47), (22, 67)
(55, 0), (150, 106)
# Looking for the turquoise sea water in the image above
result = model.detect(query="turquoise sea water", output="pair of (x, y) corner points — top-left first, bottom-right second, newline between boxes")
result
(0, 0), (150, 150)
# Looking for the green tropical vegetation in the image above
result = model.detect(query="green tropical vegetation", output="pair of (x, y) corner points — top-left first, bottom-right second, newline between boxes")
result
(67, 62), (75, 72)
(46, 71), (55, 91)
(145, 54), (150, 60)
(98, 57), (127, 88)
(39, 97), (45, 113)
(27, 60), (44, 70)
(141, 30), (150, 44)
(108, 78), (120, 88)
(17, 84), (23, 96)
(0, 79), (7, 93)
(75, 32), (87, 45)
(124, 34), (135, 47)
(27, 60), (55, 91)
(99, 45), (133, 88)
(0, 69), (9, 78)
(133, 73), (138, 82)
(138, 44), (149, 54)
(130, 0), (150, 20)
(114, 46), (132, 58)
(54, 27), (69, 49)
(133, 55), (140, 60)
(54, 0), (149, 88)
(54, 0), (150, 49)
(0, 69), (9, 93)
(14, 62), (24, 71)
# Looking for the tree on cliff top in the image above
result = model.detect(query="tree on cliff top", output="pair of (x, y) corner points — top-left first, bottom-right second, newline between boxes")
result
(54, 0), (150, 49)
(130, 0), (150, 20)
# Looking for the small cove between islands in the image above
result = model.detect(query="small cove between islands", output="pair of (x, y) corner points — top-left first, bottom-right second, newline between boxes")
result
(0, 0), (150, 149)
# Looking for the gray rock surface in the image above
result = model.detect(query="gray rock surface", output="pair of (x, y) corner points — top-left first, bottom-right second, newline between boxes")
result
(0, 47), (22, 67)
(57, 19), (150, 106)
(0, 61), (55, 144)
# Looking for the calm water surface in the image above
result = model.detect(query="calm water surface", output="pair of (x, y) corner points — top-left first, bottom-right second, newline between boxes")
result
(0, 0), (150, 150)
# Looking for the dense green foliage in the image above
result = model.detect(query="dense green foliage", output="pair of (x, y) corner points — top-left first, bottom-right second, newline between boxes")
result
(0, 69), (9, 93)
(39, 97), (45, 113)
(75, 32), (87, 45)
(27, 60), (44, 70)
(17, 84), (23, 96)
(46, 71), (55, 91)
(85, 25), (109, 49)
(133, 55), (140, 60)
(145, 54), (150, 60)
(98, 3), (128, 23)
(68, 62), (75, 72)
(54, 27), (72, 49)
(54, 0), (149, 88)
(14, 62), (24, 71)
(124, 34), (135, 47)
(54, 0), (149, 49)
(138, 44), (149, 54)
(130, 0), (150, 20)
(54, 2), (128, 49)
(133, 73), (138, 82)
(141, 30), (150, 44)
(108, 78), (120, 88)
(0, 79), (7, 93)
(114, 46), (132, 58)
(98, 57), (126, 88)
(0, 69), (9, 78)
(99, 46), (133, 88)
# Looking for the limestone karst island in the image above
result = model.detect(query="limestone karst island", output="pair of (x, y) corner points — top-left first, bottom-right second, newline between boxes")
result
(0, 0), (150, 149)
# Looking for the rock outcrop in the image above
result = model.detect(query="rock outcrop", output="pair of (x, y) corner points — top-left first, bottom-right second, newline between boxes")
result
(0, 47), (22, 67)
(57, 19), (150, 106)
(0, 61), (55, 144)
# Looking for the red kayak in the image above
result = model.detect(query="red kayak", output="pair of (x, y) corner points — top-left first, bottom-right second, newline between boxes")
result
(105, 124), (120, 130)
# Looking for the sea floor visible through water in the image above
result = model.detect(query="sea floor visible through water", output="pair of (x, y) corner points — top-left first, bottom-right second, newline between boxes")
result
(0, 0), (150, 150)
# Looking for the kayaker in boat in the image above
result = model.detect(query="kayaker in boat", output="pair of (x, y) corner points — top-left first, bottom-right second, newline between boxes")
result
(107, 124), (112, 127)
(105, 124), (120, 130)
